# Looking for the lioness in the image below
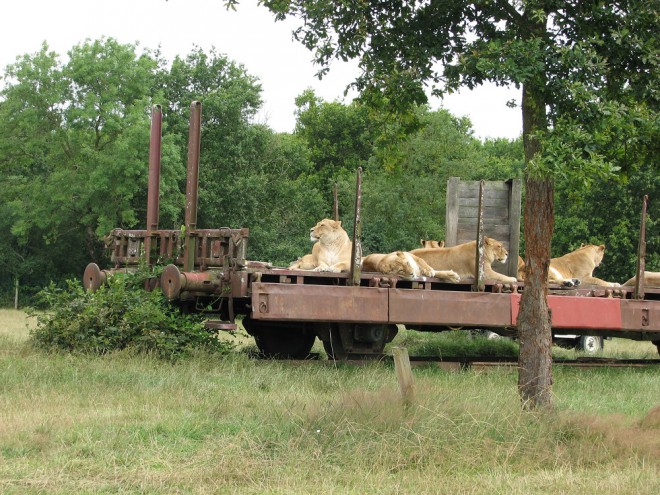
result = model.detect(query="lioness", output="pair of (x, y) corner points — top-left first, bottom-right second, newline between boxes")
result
(623, 271), (660, 288)
(547, 244), (618, 287)
(289, 253), (317, 270)
(410, 237), (517, 284)
(308, 218), (353, 272)
(362, 251), (460, 282)
(420, 239), (445, 249)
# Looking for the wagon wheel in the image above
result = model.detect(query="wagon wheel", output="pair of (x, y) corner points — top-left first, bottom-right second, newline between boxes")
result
(322, 326), (347, 360)
(243, 317), (316, 359)
(322, 323), (397, 360)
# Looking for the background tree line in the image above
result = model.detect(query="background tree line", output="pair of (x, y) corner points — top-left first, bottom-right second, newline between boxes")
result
(0, 38), (656, 306)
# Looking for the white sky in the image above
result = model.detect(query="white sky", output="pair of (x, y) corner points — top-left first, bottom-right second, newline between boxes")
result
(0, 0), (522, 140)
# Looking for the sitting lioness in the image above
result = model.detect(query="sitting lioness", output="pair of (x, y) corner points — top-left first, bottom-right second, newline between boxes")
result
(410, 237), (517, 284)
(547, 244), (618, 287)
(623, 271), (660, 288)
(307, 218), (353, 272)
(362, 251), (460, 282)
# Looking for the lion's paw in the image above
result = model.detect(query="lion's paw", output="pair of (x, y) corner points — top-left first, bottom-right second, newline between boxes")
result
(561, 278), (581, 287)
(432, 270), (460, 283)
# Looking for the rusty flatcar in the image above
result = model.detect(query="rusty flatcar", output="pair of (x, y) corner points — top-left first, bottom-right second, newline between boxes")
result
(83, 103), (660, 359)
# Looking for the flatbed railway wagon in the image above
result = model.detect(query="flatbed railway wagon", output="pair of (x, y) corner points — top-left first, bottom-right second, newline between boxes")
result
(83, 103), (660, 359)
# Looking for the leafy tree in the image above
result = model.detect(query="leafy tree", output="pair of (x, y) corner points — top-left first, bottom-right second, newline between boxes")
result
(156, 49), (326, 265)
(326, 106), (521, 254)
(229, 0), (658, 408)
(294, 88), (375, 186)
(0, 40), (183, 300)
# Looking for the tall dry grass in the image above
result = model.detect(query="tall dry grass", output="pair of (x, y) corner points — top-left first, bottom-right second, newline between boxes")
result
(0, 310), (658, 494)
(0, 308), (35, 345)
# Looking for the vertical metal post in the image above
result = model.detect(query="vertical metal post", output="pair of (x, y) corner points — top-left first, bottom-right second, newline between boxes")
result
(349, 167), (363, 286)
(333, 183), (339, 221)
(634, 195), (648, 300)
(473, 180), (486, 292)
(145, 104), (162, 266)
(184, 101), (202, 273)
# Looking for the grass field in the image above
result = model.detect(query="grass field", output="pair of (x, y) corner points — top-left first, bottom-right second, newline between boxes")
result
(1, 309), (659, 494)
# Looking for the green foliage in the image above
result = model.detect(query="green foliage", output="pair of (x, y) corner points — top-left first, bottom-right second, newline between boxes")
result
(322, 107), (523, 254)
(0, 39), (185, 299)
(553, 163), (659, 282)
(30, 273), (231, 359)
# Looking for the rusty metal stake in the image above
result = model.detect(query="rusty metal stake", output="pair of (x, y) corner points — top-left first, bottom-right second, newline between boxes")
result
(634, 194), (648, 300)
(349, 167), (363, 286)
(184, 101), (202, 273)
(145, 104), (162, 265)
(333, 183), (339, 221)
(473, 180), (486, 292)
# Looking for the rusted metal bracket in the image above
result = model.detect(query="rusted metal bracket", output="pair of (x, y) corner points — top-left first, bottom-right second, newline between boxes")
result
(349, 167), (363, 286)
(184, 101), (202, 273)
(634, 195), (648, 300)
(144, 105), (162, 266)
(333, 183), (339, 221)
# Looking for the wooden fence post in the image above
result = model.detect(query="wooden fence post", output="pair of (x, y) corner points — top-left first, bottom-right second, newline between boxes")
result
(392, 346), (415, 405)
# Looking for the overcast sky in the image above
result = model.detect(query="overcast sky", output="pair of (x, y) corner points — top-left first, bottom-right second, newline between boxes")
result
(1, 0), (522, 140)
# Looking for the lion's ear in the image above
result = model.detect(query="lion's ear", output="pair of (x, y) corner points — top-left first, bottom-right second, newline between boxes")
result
(485, 237), (493, 245)
(396, 251), (405, 259)
(599, 244), (606, 251)
(337, 221), (342, 227)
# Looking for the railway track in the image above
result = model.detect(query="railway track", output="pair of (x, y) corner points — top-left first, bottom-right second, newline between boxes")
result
(264, 354), (660, 370)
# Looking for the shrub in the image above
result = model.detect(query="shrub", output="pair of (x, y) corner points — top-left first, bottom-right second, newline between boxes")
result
(29, 272), (232, 359)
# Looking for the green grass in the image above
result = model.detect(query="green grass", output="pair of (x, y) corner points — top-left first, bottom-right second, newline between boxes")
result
(1, 309), (659, 494)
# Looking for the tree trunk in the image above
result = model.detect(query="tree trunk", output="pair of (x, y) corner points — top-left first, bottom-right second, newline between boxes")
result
(518, 82), (554, 409)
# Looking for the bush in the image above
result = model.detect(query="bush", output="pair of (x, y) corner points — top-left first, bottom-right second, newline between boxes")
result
(29, 272), (232, 359)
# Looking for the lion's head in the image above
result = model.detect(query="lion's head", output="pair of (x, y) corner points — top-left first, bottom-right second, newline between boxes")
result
(378, 252), (417, 278)
(485, 237), (509, 265)
(310, 219), (346, 243)
(580, 244), (606, 267)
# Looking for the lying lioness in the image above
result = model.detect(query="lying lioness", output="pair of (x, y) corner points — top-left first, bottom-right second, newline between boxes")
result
(547, 244), (618, 287)
(410, 237), (517, 284)
(623, 271), (660, 288)
(362, 251), (460, 282)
